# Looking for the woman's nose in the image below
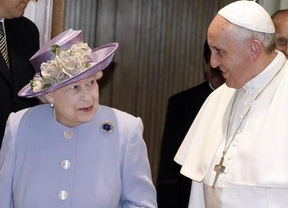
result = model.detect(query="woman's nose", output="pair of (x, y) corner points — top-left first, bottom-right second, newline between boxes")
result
(81, 90), (92, 101)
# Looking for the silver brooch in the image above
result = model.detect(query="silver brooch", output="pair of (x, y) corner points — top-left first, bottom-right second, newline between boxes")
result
(101, 121), (114, 133)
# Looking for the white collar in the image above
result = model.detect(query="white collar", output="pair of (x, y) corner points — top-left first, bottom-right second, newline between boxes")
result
(243, 51), (286, 91)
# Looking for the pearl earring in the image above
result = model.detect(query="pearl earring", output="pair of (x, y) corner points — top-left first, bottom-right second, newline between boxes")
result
(50, 103), (54, 108)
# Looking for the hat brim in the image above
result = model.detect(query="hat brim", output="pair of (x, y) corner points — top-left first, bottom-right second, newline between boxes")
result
(18, 42), (118, 98)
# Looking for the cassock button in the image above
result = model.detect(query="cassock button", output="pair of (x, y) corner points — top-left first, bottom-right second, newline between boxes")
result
(64, 130), (73, 139)
(58, 190), (68, 200)
(227, 156), (233, 160)
(61, 160), (71, 170)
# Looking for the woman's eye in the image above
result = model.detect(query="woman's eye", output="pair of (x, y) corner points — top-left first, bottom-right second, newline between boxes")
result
(88, 79), (96, 87)
(70, 85), (79, 90)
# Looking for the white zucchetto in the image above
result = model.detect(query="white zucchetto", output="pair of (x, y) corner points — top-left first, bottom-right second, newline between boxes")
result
(218, 0), (275, 33)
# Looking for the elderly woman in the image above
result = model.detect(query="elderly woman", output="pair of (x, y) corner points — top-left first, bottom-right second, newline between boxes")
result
(0, 29), (157, 208)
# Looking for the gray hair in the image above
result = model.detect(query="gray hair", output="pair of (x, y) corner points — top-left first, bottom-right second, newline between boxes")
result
(227, 23), (276, 54)
(36, 71), (104, 104)
(37, 95), (49, 103)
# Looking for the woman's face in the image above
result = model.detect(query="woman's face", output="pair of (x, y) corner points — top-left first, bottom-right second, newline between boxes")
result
(47, 74), (100, 127)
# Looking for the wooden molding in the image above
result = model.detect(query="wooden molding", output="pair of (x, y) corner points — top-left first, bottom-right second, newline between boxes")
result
(51, 0), (65, 38)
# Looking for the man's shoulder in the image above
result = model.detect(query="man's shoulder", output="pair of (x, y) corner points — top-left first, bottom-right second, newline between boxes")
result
(5, 16), (35, 25)
(5, 16), (38, 34)
(5, 16), (39, 53)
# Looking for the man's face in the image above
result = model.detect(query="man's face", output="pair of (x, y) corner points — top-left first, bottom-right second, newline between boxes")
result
(0, 0), (29, 19)
(207, 15), (252, 89)
(273, 13), (288, 58)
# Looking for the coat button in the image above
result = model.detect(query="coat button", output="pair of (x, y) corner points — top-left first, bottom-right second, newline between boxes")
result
(61, 160), (71, 170)
(58, 190), (68, 200)
(64, 130), (73, 139)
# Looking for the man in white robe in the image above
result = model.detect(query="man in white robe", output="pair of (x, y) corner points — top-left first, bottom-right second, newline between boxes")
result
(174, 1), (288, 207)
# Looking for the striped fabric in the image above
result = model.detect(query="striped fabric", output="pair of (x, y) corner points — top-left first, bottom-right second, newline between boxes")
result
(0, 22), (9, 68)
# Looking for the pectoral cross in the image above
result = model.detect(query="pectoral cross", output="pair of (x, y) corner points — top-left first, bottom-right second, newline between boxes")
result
(212, 154), (226, 189)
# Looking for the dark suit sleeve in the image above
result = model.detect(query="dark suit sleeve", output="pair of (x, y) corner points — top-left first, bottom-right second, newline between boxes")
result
(156, 82), (213, 208)
(0, 17), (39, 147)
(5, 16), (40, 110)
(157, 96), (193, 208)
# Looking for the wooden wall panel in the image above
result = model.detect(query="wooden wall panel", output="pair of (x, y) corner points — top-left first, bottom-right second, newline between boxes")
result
(64, 0), (97, 47)
(53, 0), (235, 184)
(51, 0), (65, 38)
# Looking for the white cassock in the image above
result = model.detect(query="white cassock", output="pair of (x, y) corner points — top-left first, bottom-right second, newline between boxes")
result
(174, 51), (288, 208)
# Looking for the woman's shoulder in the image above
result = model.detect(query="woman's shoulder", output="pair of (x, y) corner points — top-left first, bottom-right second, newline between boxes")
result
(5, 105), (50, 141)
(97, 105), (143, 130)
(98, 105), (139, 121)
(10, 104), (50, 123)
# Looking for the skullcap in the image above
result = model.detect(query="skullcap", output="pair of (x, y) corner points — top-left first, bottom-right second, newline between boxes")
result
(218, 0), (275, 33)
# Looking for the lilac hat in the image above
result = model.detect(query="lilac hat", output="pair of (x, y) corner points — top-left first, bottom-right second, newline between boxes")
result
(18, 29), (118, 98)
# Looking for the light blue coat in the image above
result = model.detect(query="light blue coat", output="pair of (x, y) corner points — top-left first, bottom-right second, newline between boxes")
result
(0, 104), (157, 208)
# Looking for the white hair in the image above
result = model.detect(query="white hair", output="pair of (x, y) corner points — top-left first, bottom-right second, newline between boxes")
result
(228, 23), (276, 53)
(37, 71), (104, 103)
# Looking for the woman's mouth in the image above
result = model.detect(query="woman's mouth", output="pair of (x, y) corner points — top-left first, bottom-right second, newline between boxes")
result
(80, 106), (93, 112)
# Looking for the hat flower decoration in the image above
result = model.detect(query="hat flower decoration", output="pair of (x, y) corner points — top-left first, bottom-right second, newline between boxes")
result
(30, 42), (92, 93)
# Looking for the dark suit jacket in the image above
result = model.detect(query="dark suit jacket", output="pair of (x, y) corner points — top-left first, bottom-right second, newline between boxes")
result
(0, 17), (39, 147)
(157, 81), (213, 208)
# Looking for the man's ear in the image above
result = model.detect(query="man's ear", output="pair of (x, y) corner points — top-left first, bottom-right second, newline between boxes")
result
(250, 40), (261, 61)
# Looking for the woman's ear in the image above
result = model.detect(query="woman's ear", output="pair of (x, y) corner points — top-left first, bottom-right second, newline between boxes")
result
(45, 93), (54, 104)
